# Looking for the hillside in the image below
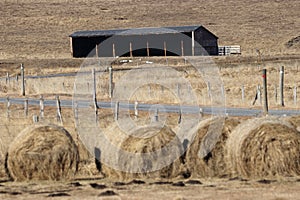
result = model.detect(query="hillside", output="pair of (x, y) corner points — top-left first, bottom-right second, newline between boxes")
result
(0, 0), (299, 60)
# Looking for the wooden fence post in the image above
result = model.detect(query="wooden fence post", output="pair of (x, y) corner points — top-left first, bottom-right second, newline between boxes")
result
(178, 109), (182, 124)
(262, 69), (268, 115)
(154, 108), (159, 122)
(274, 84), (277, 104)
(294, 85), (297, 106)
(21, 63), (25, 96)
(56, 96), (62, 124)
(257, 85), (261, 105)
(241, 85), (245, 103)
(280, 66), (284, 106)
(24, 98), (28, 117)
(134, 101), (138, 118)
(109, 66), (113, 98)
(6, 72), (9, 84)
(6, 96), (10, 118)
(92, 68), (98, 111)
(39, 95), (44, 118)
(115, 101), (119, 121)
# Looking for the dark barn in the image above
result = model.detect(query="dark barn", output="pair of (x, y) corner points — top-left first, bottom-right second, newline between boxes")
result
(69, 25), (218, 58)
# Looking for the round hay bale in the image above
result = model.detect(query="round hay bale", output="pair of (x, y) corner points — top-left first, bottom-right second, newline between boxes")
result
(226, 117), (300, 178)
(185, 117), (240, 178)
(102, 125), (183, 180)
(285, 115), (300, 132)
(7, 125), (79, 181)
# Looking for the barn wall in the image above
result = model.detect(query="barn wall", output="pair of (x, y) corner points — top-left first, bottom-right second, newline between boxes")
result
(194, 27), (218, 55)
(71, 27), (218, 57)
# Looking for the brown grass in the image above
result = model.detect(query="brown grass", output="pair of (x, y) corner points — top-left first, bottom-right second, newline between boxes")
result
(226, 117), (300, 178)
(7, 124), (79, 181)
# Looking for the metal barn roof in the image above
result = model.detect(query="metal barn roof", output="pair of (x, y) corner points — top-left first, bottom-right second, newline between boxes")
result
(70, 25), (204, 38)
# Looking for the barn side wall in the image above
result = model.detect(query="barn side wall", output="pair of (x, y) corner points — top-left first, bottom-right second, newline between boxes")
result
(194, 27), (218, 55)
(71, 28), (218, 57)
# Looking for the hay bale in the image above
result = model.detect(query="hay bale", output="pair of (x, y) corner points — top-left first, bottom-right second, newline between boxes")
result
(285, 115), (300, 132)
(185, 117), (240, 178)
(226, 117), (300, 178)
(102, 125), (183, 180)
(7, 125), (79, 181)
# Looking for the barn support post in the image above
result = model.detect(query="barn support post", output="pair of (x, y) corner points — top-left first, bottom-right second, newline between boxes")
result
(181, 40), (184, 57)
(130, 42), (133, 57)
(95, 44), (99, 57)
(39, 95), (44, 118)
(164, 41), (167, 57)
(262, 69), (269, 115)
(146, 41), (150, 57)
(109, 66), (113, 98)
(112, 43), (116, 58)
(21, 63), (25, 96)
(280, 66), (284, 106)
(192, 31), (195, 56)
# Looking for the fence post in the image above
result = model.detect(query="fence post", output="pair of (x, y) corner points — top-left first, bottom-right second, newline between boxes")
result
(178, 109), (182, 124)
(154, 108), (159, 122)
(109, 66), (113, 98)
(6, 72), (9, 84)
(262, 69), (268, 115)
(274, 84), (277, 104)
(39, 95), (44, 118)
(257, 85), (261, 105)
(56, 96), (63, 124)
(134, 101), (138, 118)
(280, 66), (284, 106)
(207, 82), (211, 98)
(294, 85), (297, 106)
(177, 83), (180, 97)
(115, 101), (119, 121)
(21, 63), (25, 96)
(92, 68), (98, 111)
(164, 41), (167, 57)
(24, 98), (28, 117)
(6, 96), (10, 118)
(241, 85), (245, 103)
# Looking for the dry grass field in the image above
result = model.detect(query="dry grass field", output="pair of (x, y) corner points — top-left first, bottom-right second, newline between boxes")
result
(0, 0), (300, 199)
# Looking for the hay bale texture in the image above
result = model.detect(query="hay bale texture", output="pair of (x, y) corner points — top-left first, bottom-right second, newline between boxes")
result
(102, 125), (183, 180)
(7, 125), (79, 181)
(226, 117), (300, 178)
(185, 117), (240, 178)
